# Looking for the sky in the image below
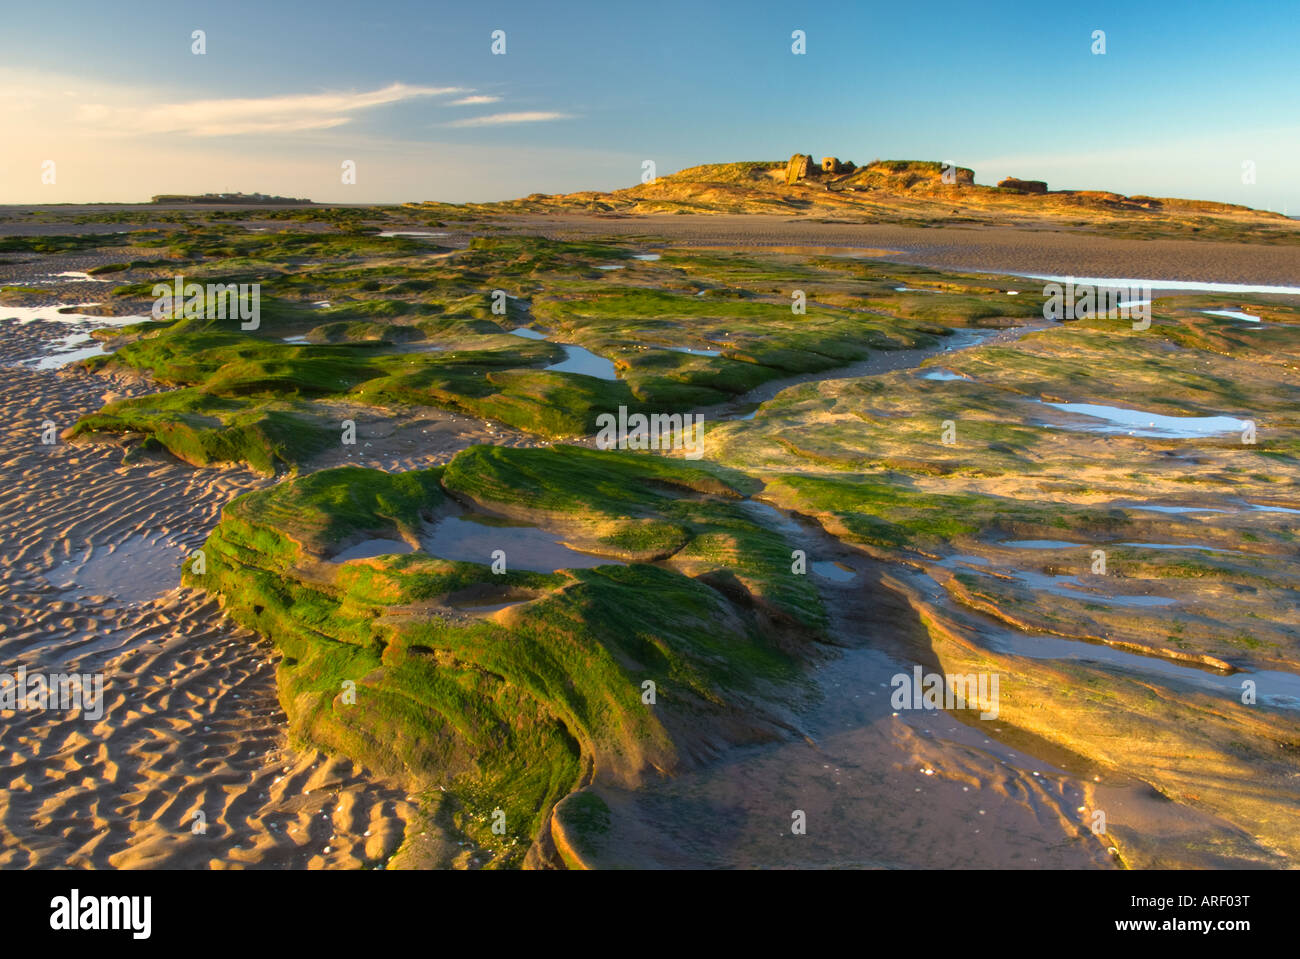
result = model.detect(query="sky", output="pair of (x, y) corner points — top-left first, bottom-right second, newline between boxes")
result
(0, 0), (1296, 210)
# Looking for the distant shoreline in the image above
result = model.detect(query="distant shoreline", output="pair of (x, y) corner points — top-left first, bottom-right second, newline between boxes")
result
(1, 208), (1297, 289)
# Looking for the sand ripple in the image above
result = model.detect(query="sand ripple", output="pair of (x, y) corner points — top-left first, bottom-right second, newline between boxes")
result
(0, 340), (415, 868)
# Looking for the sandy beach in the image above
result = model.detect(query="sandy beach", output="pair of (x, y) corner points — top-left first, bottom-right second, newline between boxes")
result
(0, 316), (542, 868)
(509, 215), (1300, 287)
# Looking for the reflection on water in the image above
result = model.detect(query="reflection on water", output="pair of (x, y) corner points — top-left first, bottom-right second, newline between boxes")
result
(943, 554), (1176, 607)
(43, 532), (186, 604)
(330, 538), (413, 562)
(1000, 539), (1234, 553)
(1040, 402), (1248, 438)
(422, 515), (624, 572)
(1202, 309), (1260, 323)
(1009, 272), (1300, 296)
(661, 345), (721, 357)
(920, 368), (965, 381)
(812, 561), (856, 582)
(508, 326), (548, 340)
(983, 631), (1300, 711)
(545, 344), (619, 380)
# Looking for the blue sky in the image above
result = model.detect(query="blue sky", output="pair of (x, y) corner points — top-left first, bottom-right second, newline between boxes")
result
(1, 0), (1296, 209)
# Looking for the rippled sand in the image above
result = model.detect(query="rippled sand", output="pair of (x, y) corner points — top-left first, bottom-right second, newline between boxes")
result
(0, 320), (545, 869)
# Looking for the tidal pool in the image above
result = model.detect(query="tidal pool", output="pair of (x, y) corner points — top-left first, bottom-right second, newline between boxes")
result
(944, 555), (1176, 608)
(739, 500), (805, 538)
(422, 515), (625, 572)
(812, 561), (856, 582)
(1041, 402), (1249, 438)
(984, 632), (1300, 711)
(999, 540), (1087, 549)
(44, 532), (187, 604)
(1201, 310), (1260, 323)
(330, 538), (414, 562)
(508, 326), (549, 340)
(1000, 540), (1233, 553)
(545, 344), (619, 380)
(1116, 502), (1227, 514)
(0, 304), (152, 327)
(1240, 501), (1300, 515)
(661, 345), (722, 357)
(1006, 273), (1300, 296)
(1119, 542), (1236, 553)
(53, 271), (107, 282)
(25, 344), (106, 370)
(505, 324), (618, 379)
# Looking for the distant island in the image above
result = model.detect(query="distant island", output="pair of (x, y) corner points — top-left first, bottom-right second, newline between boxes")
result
(150, 192), (314, 205)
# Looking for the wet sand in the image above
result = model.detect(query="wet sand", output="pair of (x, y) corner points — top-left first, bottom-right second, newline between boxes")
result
(4, 210), (1298, 289)
(500, 215), (1300, 287)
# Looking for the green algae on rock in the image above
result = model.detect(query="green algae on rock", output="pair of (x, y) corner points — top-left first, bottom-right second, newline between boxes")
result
(187, 448), (829, 867)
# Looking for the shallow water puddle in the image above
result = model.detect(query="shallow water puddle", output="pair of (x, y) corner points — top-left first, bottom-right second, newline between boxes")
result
(1041, 402), (1249, 438)
(376, 231), (449, 238)
(920, 368), (965, 381)
(984, 632), (1300, 711)
(1116, 502), (1227, 514)
(24, 345), (107, 370)
(596, 264), (625, 271)
(53, 271), (108, 282)
(1201, 309), (1260, 323)
(545, 344), (619, 380)
(44, 533), (187, 604)
(739, 500), (805, 538)
(503, 324), (618, 379)
(661, 345), (721, 357)
(1005, 272), (1300, 296)
(633, 254), (661, 261)
(1001, 539), (1234, 553)
(999, 540), (1088, 549)
(508, 326), (549, 340)
(1119, 542), (1236, 553)
(1240, 501), (1300, 515)
(17, 328), (108, 369)
(944, 555), (1175, 607)
(812, 561), (857, 582)
(421, 515), (624, 572)
(330, 538), (413, 562)
(0, 304), (152, 327)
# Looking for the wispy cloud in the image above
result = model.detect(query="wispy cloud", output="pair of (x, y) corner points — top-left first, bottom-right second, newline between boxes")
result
(76, 83), (466, 137)
(445, 111), (572, 128)
(450, 95), (502, 106)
